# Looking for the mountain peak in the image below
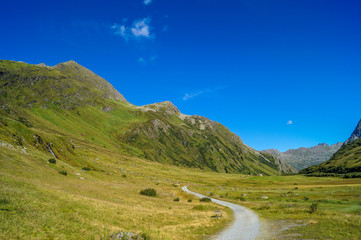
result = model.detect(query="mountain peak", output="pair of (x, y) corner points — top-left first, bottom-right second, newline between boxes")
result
(53, 60), (127, 103)
(344, 119), (361, 145)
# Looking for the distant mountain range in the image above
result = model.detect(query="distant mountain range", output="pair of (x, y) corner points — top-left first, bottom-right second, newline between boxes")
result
(300, 119), (361, 174)
(262, 142), (343, 171)
(0, 59), (295, 175)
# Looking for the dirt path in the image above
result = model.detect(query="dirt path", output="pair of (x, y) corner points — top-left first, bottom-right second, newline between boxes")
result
(182, 186), (260, 240)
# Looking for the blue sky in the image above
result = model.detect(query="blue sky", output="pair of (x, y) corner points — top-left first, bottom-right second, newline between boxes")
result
(1, 0), (360, 151)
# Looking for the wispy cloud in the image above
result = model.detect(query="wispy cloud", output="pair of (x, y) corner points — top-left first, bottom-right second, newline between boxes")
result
(287, 120), (293, 125)
(144, 0), (152, 5)
(182, 87), (225, 101)
(111, 18), (153, 41)
(137, 55), (157, 65)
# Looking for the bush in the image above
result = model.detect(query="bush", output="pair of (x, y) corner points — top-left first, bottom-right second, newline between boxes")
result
(174, 197), (180, 202)
(200, 197), (212, 202)
(238, 196), (246, 201)
(140, 188), (157, 197)
(304, 196), (309, 201)
(82, 167), (91, 171)
(48, 158), (56, 164)
(187, 199), (192, 202)
(121, 174), (127, 178)
(310, 203), (318, 213)
(59, 170), (67, 176)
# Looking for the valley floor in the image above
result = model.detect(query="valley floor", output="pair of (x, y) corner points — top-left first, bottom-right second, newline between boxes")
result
(1, 144), (361, 239)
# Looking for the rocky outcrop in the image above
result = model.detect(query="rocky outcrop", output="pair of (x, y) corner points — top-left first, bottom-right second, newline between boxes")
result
(344, 119), (361, 145)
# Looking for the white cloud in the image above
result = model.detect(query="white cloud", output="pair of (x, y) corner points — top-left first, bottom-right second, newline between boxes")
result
(112, 18), (153, 40)
(131, 18), (151, 38)
(287, 120), (293, 125)
(144, 0), (152, 5)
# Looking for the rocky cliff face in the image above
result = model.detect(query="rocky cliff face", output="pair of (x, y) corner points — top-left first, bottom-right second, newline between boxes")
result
(262, 142), (343, 171)
(344, 119), (361, 145)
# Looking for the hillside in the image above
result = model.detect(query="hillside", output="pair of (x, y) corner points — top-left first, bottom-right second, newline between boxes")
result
(262, 142), (343, 171)
(300, 119), (361, 174)
(0, 59), (294, 175)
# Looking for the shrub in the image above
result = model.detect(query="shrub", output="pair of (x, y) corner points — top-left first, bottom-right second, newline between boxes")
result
(187, 199), (192, 202)
(82, 167), (91, 171)
(238, 196), (246, 201)
(310, 203), (318, 213)
(48, 158), (56, 164)
(174, 197), (180, 202)
(59, 170), (67, 176)
(140, 188), (157, 197)
(121, 174), (127, 178)
(304, 196), (309, 201)
(200, 197), (212, 202)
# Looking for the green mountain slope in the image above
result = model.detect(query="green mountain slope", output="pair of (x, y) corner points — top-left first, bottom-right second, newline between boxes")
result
(0, 59), (293, 175)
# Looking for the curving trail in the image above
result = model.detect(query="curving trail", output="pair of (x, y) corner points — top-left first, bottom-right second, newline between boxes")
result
(182, 186), (260, 240)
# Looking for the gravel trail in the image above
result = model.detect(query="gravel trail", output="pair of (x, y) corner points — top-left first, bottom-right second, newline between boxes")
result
(182, 186), (260, 240)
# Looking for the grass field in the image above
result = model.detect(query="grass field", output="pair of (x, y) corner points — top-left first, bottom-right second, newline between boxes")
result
(0, 144), (234, 240)
(1, 140), (361, 239)
(189, 175), (361, 239)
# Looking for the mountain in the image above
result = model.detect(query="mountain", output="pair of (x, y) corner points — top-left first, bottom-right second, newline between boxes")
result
(344, 119), (361, 145)
(262, 142), (343, 171)
(300, 119), (361, 174)
(0, 59), (294, 175)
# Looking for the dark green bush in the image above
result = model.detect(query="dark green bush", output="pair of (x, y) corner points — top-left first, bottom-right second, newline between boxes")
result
(200, 197), (212, 202)
(140, 188), (157, 197)
(48, 158), (56, 164)
(238, 196), (246, 201)
(174, 197), (180, 202)
(121, 174), (127, 178)
(304, 196), (309, 201)
(310, 203), (318, 213)
(187, 199), (192, 202)
(82, 167), (91, 171)
(59, 170), (67, 176)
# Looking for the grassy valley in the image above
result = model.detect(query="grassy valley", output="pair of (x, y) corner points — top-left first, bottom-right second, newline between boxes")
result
(1, 59), (360, 239)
